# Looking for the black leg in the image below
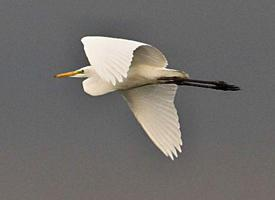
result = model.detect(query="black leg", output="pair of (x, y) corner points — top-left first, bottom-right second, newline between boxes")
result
(158, 77), (240, 91)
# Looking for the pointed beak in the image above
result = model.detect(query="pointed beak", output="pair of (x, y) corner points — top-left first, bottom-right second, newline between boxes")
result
(54, 70), (80, 78)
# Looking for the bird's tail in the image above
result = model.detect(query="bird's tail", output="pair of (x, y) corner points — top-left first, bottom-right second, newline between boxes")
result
(159, 69), (190, 79)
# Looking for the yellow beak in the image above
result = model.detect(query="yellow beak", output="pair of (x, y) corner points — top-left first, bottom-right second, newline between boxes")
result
(54, 70), (80, 78)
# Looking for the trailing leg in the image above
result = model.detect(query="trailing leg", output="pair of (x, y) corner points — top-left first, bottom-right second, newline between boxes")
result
(158, 77), (240, 91)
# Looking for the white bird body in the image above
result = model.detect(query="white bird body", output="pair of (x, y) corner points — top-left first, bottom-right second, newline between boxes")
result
(82, 64), (187, 96)
(55, 36), (239, 160)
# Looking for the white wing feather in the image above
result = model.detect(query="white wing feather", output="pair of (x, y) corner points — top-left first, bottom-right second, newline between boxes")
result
(81, 36), (168, 85)
(122, 84), (182, 160)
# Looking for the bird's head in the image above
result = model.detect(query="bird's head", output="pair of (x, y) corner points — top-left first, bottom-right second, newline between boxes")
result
(54, 66), (93, 78)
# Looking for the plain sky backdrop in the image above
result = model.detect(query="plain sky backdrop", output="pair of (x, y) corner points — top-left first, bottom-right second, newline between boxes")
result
(1, 0), (274, 199)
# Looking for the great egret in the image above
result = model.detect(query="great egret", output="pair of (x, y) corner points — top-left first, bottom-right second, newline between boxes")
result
(55, 36), (239, 160)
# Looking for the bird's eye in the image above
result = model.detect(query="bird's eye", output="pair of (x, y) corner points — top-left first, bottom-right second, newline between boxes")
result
(79, 70), (84, 73)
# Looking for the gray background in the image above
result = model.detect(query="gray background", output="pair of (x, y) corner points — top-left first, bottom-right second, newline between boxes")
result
(1, 0), (274, 199)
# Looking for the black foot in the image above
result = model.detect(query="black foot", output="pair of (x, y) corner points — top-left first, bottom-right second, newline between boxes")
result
(214, 81), (240, 91)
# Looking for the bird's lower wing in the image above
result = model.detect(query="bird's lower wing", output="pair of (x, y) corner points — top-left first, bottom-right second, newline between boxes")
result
(122, 84), (182, 160)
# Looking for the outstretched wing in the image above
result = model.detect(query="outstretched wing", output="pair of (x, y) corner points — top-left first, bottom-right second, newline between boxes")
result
(81, 36), (168, 85)
(122, 84), (182, 160)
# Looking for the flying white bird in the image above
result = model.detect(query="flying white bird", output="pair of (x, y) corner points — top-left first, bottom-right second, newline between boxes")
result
(55, 36), (239, 160)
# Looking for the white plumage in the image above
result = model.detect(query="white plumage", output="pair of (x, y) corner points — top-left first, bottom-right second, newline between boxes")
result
(55, 36), (239, 159)
(123, 84), (181, 160)
(81, 36), (169, 85)
(56, 36), (190, 160)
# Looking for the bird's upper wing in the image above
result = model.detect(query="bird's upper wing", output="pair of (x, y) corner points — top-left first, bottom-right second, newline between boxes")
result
(122, 84), (182, 160)
(81, 36), (168, 85)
